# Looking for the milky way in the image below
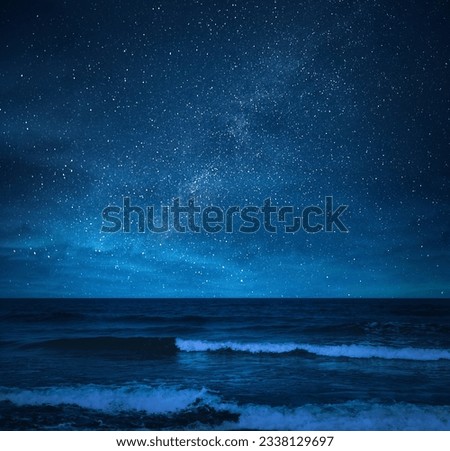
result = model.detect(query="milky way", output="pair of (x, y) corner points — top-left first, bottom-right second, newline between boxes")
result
(1, 0), (448, 297)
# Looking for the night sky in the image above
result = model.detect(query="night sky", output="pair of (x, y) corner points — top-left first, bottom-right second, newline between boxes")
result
(1, 0), (448, 298)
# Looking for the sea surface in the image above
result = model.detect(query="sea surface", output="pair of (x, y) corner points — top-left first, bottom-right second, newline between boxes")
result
(0, 298), (449, 430)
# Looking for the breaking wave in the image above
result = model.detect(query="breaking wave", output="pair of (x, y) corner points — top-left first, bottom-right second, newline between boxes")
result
(1, 384), (449, 430)
(176, 339), (450, 361)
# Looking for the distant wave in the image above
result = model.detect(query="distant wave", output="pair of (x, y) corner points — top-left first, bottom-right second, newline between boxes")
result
(176, 339), (450, 361)
(1, 384), (449, 430)
(21, 336), (450, 361)
(112, 314), (212, 325)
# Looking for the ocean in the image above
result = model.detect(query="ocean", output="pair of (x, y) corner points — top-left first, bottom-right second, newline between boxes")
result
(0, 298), (449, 430)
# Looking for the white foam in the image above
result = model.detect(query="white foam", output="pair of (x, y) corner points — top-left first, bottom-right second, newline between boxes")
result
(224, 401), (450, 431)
(0, 384), (212, 414)
(175, 339), (450, 361)
(176, 339), (299, 354)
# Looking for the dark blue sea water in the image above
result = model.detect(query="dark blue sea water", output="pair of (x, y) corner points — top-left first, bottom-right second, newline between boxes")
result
(0, 298), (449, 430)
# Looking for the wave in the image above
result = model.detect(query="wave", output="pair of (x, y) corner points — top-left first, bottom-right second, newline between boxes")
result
(176, 339), (450, 361)
(230, 401), (450, 431)
(1, 384), (449, 430)
(0, 384), (211, 415)
(21, 336), (450, 361)
(111, 315), (212, 325)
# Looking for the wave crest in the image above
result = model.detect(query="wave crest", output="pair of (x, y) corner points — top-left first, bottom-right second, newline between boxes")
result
(175, 339), (450, 361)
(0, 384), (211, 414)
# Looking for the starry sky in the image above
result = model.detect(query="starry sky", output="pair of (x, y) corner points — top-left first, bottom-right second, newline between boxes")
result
(1, 0), (449, 298)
